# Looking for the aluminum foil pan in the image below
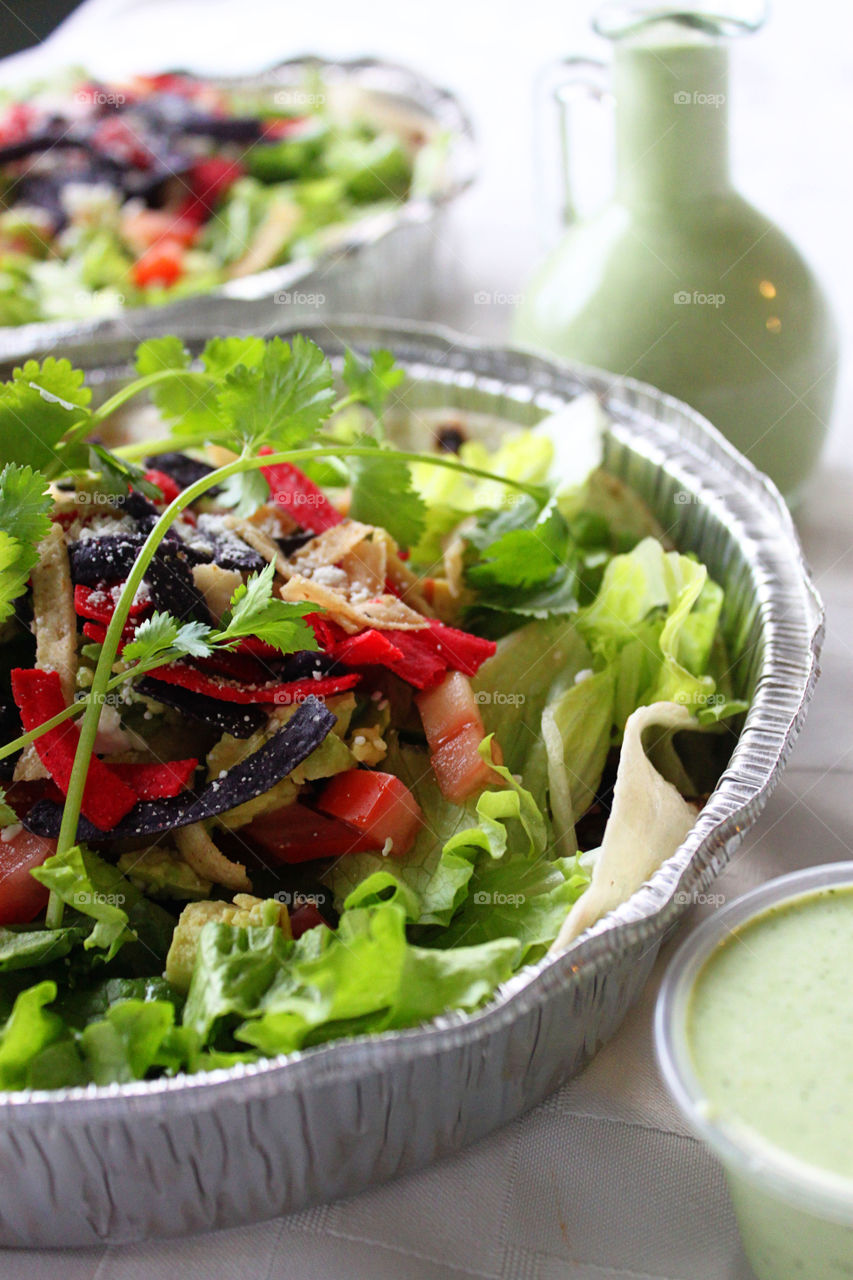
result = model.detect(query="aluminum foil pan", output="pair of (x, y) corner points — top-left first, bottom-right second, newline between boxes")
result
(0, 321), (822, 1248)
(0, 58), (475, 365)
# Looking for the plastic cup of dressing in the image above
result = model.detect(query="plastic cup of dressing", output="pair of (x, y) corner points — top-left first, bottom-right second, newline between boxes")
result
(655, 863), (853, 1279)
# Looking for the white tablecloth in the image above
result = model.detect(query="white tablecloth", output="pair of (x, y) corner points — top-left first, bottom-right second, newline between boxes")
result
(1, 1), (851, 1275)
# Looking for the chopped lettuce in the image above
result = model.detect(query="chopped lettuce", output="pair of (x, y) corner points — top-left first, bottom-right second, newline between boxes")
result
(183, 895), (519, 1057)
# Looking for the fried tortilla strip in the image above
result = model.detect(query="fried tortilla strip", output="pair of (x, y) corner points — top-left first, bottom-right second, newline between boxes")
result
(280, 572), (428, 632)
(550, 701), (699, 952)
(174, 821), (251, 893)
(15, 523), (77, 782)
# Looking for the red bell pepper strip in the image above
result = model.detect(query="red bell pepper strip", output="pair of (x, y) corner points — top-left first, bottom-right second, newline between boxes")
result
(10, 668), (138, 831)
(259, 447), (343, 534)
(81, 620), (140, 648)
(418, 621), (497, 675)
(74, 583), (150, 627)
(108, 758), (198, 800)
(145, 664), (360, 704)
(236, 635), (283, 659)
(327, 621), (496, 691)
(305, 612), (346, 649)
(329, 628), (445, 690)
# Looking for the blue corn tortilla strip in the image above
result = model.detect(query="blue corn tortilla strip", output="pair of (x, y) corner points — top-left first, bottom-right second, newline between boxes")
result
(146, 451), (219, 493)
(183, 514), (265, 573)
(136, 677), (267, 738)
(141, 542), (212, 624)
(24, 695), (336, 841)
(69, 534), (147, 584)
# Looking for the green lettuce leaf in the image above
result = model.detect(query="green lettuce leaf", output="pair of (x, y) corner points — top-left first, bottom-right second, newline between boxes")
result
(183, 898), (519, 1056)
(0, 981), (86, 1090)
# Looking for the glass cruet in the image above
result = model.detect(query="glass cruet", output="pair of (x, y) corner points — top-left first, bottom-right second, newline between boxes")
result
(514, 2), (839, 505)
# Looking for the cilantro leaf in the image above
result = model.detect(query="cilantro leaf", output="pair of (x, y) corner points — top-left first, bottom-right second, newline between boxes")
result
(0, 364), (91, 473)
(215, 467), (271, 518)
(134, 336), (218, 436)
(341, 347), (405, 420)
(12, 357), (92, 409)
(466, 501), (570, 591)
(0, 464), (53, 624)
(217, 335), (335, 449)
(200, 336), (265, 379)
(349, 448), (426, 548)
(0, 463), (53, 556)
(89, 445), (163, 501)
(122, 613), (214, 666)
(135, 336), (191, 379)
(463, 500), (579, 633)
(217, 561), (319, 654)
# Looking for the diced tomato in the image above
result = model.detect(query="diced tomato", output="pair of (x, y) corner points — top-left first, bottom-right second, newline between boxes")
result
(315, 769), (423, 857)
(143, 468), (183, 504)
(289, 903), (329, 937)
(132, 238), (185, 288)
(416, 670), (481, 749)
(430, 722), (503, 806)
(0, 829), (55, 925)
(416, 671), (503, 803)
(246, 801), (380, 862)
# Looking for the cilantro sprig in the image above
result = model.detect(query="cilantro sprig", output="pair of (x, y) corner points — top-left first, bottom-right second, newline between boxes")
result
(0, 335), (548, 928)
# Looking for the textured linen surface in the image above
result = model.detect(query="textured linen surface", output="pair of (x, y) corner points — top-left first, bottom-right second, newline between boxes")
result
(0, 0), (850, 1275)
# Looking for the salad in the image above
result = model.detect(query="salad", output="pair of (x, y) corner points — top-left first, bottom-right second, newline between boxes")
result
(0, 334), (746, 1090)
(0, 69), (443, 326)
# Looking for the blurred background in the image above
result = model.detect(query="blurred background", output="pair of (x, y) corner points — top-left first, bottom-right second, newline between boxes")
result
(1, 0), (849, 457)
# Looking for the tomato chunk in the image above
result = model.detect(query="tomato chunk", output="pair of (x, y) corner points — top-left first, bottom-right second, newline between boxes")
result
(0, 829), (55, 925)
(132, 238), (185, 288)
(245, 801), (379, 862)
(416, 671), (503, 803)
(315, 770), (423, 857)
